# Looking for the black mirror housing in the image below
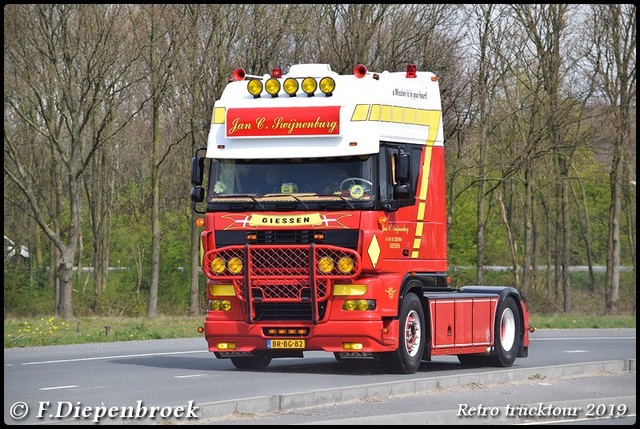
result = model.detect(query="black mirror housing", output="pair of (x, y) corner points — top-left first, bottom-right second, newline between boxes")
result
(191, 186), (204, 203)
(191, 157), (204, 186)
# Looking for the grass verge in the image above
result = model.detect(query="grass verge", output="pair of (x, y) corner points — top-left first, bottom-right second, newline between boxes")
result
(4, 315), (204, 348)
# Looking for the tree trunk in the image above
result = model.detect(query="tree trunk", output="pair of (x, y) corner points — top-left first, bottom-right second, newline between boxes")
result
(57, 252), (75, 320)
(605, 144), (623, 314)
(572, 174), (596, 292)
(148, 103), (162, 319)
(497, 191), (519, 287)
(522, 169), (534, 295)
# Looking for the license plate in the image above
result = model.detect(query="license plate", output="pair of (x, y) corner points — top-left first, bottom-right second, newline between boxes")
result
(267, 339), (305, 349)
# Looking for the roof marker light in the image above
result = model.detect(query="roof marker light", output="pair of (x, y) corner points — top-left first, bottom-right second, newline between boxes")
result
(406, 64), (417, 78)
(354, 64), (367, 78)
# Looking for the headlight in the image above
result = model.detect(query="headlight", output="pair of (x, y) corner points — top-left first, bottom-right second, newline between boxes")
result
(228, 257), (243, 274)
(265, 78), (281, 96)
(337, 256), (354, 274)
(301, 77), (317, 95)
(319, 77), (335, 95)
(283, 78), (299, 96)
(210, 257), (226, 274)
(247, 79), (263, 97)
(318, 256), (334, 274)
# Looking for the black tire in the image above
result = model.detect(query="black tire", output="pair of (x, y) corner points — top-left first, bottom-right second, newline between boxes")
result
(458, 295), (521, 367)
(491, 295), (521, 367)
(377, 293), (425, 374)
(230, 351), (272, 370)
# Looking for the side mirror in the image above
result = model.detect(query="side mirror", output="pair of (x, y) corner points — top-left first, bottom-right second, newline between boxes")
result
(395, 152), (410, 184)
(382, 200), (399, 212)
(191, 157), (204, 186)
(191, 186), (204, 203)
(394, 183), (411, 199)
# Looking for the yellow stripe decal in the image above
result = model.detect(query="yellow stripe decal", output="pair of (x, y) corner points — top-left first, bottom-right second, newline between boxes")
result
(412, 110), (441, 258)
(213, 107), (226, 124)
(419, 144), (433, 201)
(403, 107), (417, 124)
(417, 202), (426, 220)
(369, 104), (381, 121)
(351, 104), (370, 121)
(380, 105), (392, 122)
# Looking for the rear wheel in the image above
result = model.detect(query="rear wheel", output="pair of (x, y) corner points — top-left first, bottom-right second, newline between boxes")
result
(230, 351), (272, 370)
(492, 295), (520, 367)
(377, 293), (425, 374)
(457, 295), (521, 367)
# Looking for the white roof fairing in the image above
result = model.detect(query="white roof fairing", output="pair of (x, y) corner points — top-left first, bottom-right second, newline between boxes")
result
(206, 65), (443, 160)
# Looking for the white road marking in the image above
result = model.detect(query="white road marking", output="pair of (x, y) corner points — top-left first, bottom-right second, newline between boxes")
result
(531, 337), (635, 340)
(174, 374), (208, 379)
(38, 385), (79, 391)
(21, 350), (208, 365)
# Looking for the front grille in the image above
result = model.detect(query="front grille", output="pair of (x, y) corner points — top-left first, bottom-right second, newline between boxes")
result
(254, 302), (327, 321)
(215, 229), (359, 249)
(237, 279), (328, 301)
(204, 244), (359, 322)
(256, 230), (313, 244)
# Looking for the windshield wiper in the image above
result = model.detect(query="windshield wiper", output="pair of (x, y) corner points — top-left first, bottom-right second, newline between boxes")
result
(211, 194), (265, 210)
(331, 194), (355, 209)
(262, 193), (310, 210)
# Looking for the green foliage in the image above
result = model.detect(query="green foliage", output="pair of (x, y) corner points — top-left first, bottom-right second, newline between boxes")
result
(4, 266), (55, 316)
(446, 196), (478, 267)
(529, 313), (636, 329)
(5, 317), (72, 347)
(4, 316), (203, 348)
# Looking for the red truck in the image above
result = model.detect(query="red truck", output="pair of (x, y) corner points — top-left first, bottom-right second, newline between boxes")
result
(190, 63), (531, 374)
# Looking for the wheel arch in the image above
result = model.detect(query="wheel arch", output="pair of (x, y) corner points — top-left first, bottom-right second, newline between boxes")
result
(398, 277), (431, 361)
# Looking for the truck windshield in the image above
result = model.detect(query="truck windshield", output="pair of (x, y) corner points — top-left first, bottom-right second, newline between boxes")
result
(207, 155), (376, 207)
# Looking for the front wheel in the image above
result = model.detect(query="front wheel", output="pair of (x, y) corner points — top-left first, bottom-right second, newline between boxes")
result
(377, 293), (425, 374)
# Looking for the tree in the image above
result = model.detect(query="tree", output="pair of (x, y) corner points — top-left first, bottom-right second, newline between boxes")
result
(128, 4), (187, 318)
(175, 4), (242, 316)
(4, 4), (143, 318)
(584, 5), (636, 314)
(511, 4), (577, 311)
